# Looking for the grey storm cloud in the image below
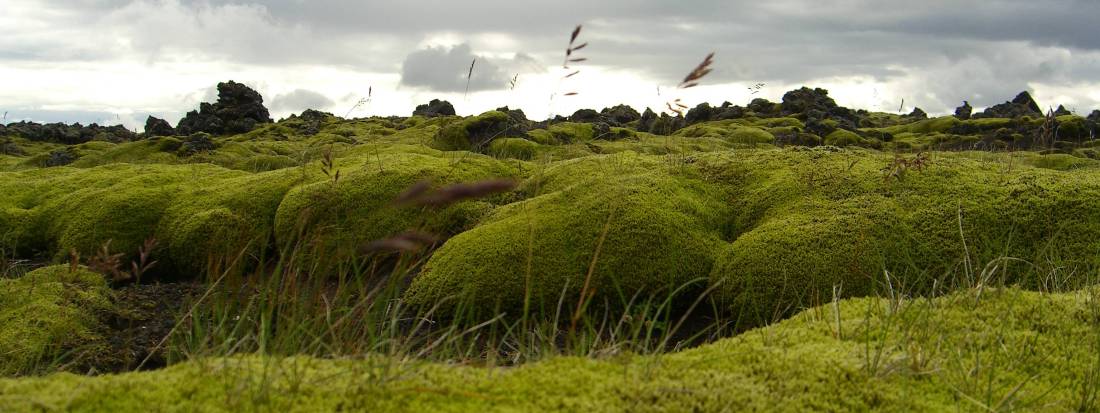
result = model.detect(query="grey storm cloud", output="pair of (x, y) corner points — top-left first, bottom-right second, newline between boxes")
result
(10, 0), (1100, 114)
(399, 44), (539, 92)
(270, 89), (336, 112)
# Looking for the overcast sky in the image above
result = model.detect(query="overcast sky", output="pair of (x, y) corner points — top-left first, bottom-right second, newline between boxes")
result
(3, 0), (1100, 131)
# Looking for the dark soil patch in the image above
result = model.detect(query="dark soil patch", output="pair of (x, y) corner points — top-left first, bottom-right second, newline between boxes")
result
(92, 282), (205, 373)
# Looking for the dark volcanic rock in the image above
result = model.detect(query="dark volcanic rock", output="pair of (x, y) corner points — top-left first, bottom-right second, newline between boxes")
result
(176, 103), (222, 136)
(0, 137), (24, 155)
(285, 109), (333, 136)
(44, 148), (77, 167)
(714, 102), (746, 120)
(144, 116), (175, 137)
(803, 110), (837, 137)
(495, 106), (530, 124)
(1054, 105), (1072, 116)
(955, 101), (973, 120)
(747, 98), (781, 117)
(0, 121), (135, 144)
(649, 113), (684, 135)
(778, 87), (863, 131)
(601, 104), (641, 125)
(413, 99), (456, 117)
(685, 103), (715, 124)
(176, 81), (272, 135)
(974, 91), (1043, 119)
(1088, 110), (1100, 123)
(907, 107), (928, 120)
(637, 108), (658, 132)
(569, 109), (602, 123)
(179, 133), (217, 156)
(591, 122), (612, 140)
(780, 87), (837, 115)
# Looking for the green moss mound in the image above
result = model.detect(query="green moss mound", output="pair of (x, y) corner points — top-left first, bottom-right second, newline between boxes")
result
(3, 287), (1098, 411)
(877, 116), (960, 135)
(674, 121), (775, 145)
(487, 137), (540, 160)
(0, 265), (111, 376)
(823, 129), (865, 147)
(431, 111), (526, 152)
(404, 152), (731, 315)
(702, 149), (1100, 322)
(272, 149), (523, 260)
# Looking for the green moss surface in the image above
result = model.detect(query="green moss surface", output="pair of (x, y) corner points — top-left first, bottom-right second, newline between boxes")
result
(430, 111), (525, 151)
(405, 152), (731, 314)
(3, 287), (1098, 411)
(487, 137), (540, 160)
(701, 148), (1100, 321)
(674, 120), (776, 145)
(0, 265), (111, 376)
(823, 129), (865, 146)
(272, 149), (522, 260)
(0, 142), (523, 275)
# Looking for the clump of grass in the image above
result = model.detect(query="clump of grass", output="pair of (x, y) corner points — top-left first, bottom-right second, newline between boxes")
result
(167, 177), (733, 369)
(81, 237), (159, 283)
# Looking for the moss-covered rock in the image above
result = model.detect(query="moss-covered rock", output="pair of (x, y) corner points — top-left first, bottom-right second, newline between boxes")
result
(674, 121), (775, 145)
(431, 111), (526, 152)
(878, 116), (960, 135)
(272, 150), (522, 261)
(823, 129), (865, 147)
(546, 122), (597, 143)
(0, 265), (111, 375)
(404, 153), (731, 315)
(488, 138), (540, 160)
(701, 149), (1100, 321)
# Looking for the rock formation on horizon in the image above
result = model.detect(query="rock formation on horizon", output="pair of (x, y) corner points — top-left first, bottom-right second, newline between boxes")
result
(176, 81), (272, 135)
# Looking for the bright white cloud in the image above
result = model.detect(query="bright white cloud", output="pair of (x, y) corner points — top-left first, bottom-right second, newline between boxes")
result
(3, 0), (1100, 132)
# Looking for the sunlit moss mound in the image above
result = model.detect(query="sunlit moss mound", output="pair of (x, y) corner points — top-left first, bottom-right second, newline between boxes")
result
(487, 137), (540, 160)
(0, 162), (299, 274)
(703, 148), (1100, 322)
(430, 111), (528, 152)
(0, 142), (528, 275)
(4, 287), (1098, 411)
(405, 152), (731, 314)
(674, 120), (776, 145)
(272, 147), (523, 260)
(0, 265), (111, 376)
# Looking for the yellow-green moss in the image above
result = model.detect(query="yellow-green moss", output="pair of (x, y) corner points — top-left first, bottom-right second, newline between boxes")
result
(546, 122), (597, 143)
(488, 138), (540, 160)
(674, 121), (775, 145)
(878, 116), (960, 135)
(272, 150), (523, 260)
(743, 117), (805, 129)
(823, 129), (865, 147)
(431, 111), (522, 151)
(701, 149), (1100, 320)
(404, 152), (731, 314)
(3, 287), (1098, 411)
(525, 129), (560, 145)
(0, 265), (110, 376)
